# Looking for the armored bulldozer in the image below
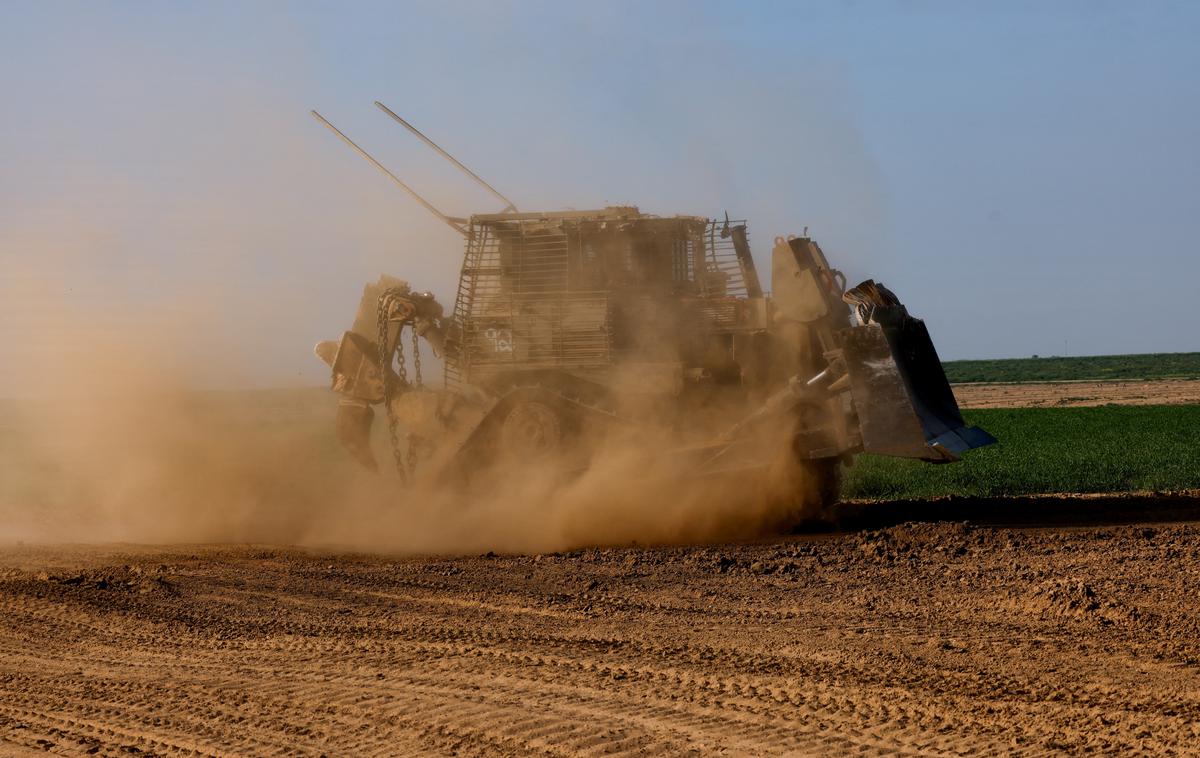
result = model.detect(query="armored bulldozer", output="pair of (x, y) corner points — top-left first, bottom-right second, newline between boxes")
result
(311, 104), (995, 512)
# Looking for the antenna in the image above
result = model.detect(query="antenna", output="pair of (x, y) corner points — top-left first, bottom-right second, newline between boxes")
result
(310, 110), (467, 237)
(374, 101), (519, 213)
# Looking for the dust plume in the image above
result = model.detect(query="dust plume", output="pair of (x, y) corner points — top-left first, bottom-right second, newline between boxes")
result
(0, 130), (835, 554)
(318, 408), (816, 555)
(0, 306), (816, 552)
(0, 252), (816, 552)
(0, 198), (824, 552)
(0, 5), (869, 553)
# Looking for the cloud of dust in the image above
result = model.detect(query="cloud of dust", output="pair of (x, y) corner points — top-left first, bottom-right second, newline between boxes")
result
(318, 402), (816, 555)
(0, 5), (873, 553)
(0, 274), (354, 544)
(0, 115), (836, 553)
(0, 290), (819, 553)
(0, 256), (819, 553)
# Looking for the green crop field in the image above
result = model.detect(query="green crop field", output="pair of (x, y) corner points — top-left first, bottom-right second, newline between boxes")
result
(842, 405), (1200, 501)
(942, 352), (1200, 384)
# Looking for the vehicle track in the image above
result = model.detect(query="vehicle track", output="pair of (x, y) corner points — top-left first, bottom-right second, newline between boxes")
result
(2, 510), (1200, 755)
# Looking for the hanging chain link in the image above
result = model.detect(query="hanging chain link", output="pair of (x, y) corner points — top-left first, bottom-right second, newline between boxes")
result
(411, 327), (423, 388)
(406, 432), (420, 475)
(406, 325), (426, 474)
(377, 288), (410, 484)
(375, 288), (438, 482)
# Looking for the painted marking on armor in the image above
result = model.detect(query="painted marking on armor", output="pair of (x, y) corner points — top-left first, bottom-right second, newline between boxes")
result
(485, 327), (514, 353)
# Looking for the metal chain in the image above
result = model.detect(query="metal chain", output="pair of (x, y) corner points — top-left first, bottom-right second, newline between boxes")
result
(377, 288), (409, 484)
(405, 328), (427, 477)
(411, 327), (423, 388)
(395, 331), (407, 385)
(406, 432), (421, 475)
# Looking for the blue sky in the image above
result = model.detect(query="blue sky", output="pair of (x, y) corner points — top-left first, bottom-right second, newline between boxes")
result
(1, 1), (1197, 392)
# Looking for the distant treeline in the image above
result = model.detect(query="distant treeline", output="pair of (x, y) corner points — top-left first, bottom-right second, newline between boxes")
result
(942, 353), (1200, 384)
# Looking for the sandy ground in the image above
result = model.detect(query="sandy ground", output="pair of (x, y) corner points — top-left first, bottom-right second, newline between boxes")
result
(952, 379), (1200, 408)
(2, 495), (1200, 756)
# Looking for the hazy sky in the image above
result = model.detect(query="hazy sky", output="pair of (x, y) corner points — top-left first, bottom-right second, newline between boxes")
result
(1, 1), (1197, 393)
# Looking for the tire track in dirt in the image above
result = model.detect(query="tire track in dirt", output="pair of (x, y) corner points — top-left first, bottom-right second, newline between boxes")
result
(3, 518), (1200, 755)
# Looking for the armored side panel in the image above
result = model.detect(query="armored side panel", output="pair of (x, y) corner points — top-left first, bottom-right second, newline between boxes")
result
(445, 210), (758, 390)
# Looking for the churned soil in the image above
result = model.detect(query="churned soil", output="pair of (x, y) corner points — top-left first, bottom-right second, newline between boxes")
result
(2, 507), (1200, 756)
(952, 379), (1200, 408)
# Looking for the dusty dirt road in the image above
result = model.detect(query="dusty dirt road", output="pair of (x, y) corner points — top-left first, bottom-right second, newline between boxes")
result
(952, 379), (1200, 408)
(2, 497), (1200, 757)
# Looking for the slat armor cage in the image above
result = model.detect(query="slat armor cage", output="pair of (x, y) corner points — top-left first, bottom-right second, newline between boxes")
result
(444, 207), (752, 388)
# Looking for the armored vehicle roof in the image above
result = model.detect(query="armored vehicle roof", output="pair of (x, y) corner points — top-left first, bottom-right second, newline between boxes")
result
(468, 206), (708, 226)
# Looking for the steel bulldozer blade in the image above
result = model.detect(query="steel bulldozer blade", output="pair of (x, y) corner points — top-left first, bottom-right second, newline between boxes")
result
(840, 312), (996, 462)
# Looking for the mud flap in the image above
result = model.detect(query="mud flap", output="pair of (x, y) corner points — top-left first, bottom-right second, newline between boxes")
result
(840, 317), (996, 462)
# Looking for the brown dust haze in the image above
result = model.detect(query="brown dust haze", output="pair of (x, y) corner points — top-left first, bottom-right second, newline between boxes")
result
(0, 76), (875, 555)
(0, 303), (813, 553)
(0, 111), (870, 555)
